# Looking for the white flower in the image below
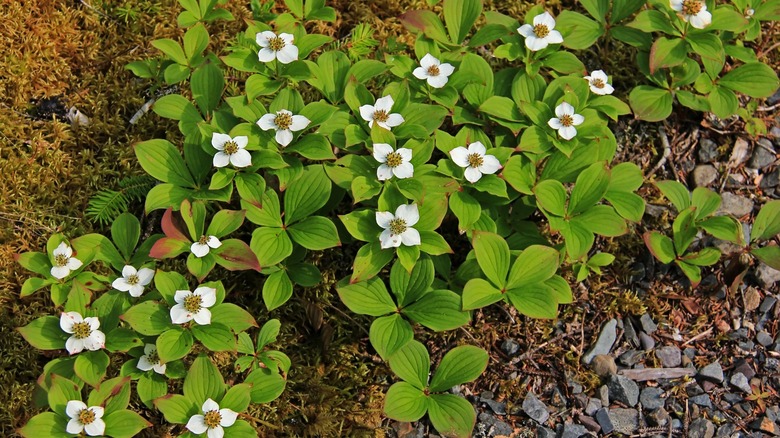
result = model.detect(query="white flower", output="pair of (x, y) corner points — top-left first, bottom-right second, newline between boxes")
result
(186, 398), (239, 438)
(517, 12), (564, 51)
(670, 0), (712, 28)
(449, 141), (502, 183)
(257, 109), (311, 147)
(373, 143), (413, 181)
(60, 312), (105, 355)
(359, 96), (404, 130)
(112, 265), (154, 298)
(256, 31), (298, 64)
(584, 70), (614, 95)
(191, 235), (222, 258)
(412, 54), (455, 88)
(170, 286), (217, 325)
(211, 133), (251, 168)
(65, 400), (105, 436)
(50, 242), (83, 279)
(376, 204), (421, 249)
(548, 102), (585, 141)
(137, 344), (167, 375)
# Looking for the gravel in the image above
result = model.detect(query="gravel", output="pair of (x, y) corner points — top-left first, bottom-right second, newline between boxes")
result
(608, 408), (639, 435)
(500, 338), (519, 356)
(717, 192), (754, 218)
(655, 346), (682, 367)
(699, 361), (724, 382)
(730, 372), (752, 393)
(640, 387), (665, 410)
(522, 392), (549, 424)
(595, 408), (614, 435)
(748, 139), (777, 169)
(640, 313), (657, 334)
(583, 319), (617, 364)
(607, 375), (640, 407)
(689, 418), (716, 438)
(692, 165), (719, 187)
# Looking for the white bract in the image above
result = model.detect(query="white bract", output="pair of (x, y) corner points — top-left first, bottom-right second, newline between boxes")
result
(584, 70), (614, 95)
(256, 31), (298, 64)
(66, 401), (105, 436)
(548, 102), (584, 141)
(137, 344), (166, 375)
(376, 204), (421, 249)
(191, 235), (222, 258)
(50, 242), (83, 279)
(517, 12), (564, 51)
(211, 133), (251, 168)
(112, 265), (154, 298)
(170, 286), (217, 325)
(359, 96), (404, 130)
(450, 141), (502, 183)
(60, 312), (105, 355)
(257, 109), (311, 147)
(412, 54), (455, 88)
(373, 143), (413, 181)
(670, 0), (712, 28)
(186, 398), (238, 438)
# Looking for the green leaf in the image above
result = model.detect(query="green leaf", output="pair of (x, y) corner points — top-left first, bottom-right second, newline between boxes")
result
(384, 382), (428, 422)
(682, 247), (721, 266)
(17, 316), (68, 350)
(472, 232), (510, 288)
(443, 0), (482, 43)
(628, 9), (678, 33)
(370, 314), (414, 360)
(390, 256), (434, 307)
(752, 246), (780, 270)
(649, 37), (687, 73)
(574, 205), (627, 236)
(708, 86), (738, 118)
(211, 303), (258, 334)
(111, 213), (141, 260)
(256, 319), (281, 349)
(246, 368), (286, 403)
(183, 354), (226, 404)
(673, 207), (698, 254)
(644, 231), (676, 263)
(418, 231), (453, 256)
(18, 412), (67, 438)
(250, 227), (292, 267)
(402, 290), (470, 331)
(338, 278), (396, 316)
(103, 410), (151, 438)
(191, 62), (224, 115)
(284, 165), (331, 225)
(752, 200), (780, 242)
(676, 260), (702, 285)
(502, 155), (536, 194)
(629, 86), (673, 122)
(427, 394), (476, 438)
(74, 350), (109, 387)
(286, 134), (336, 160)
(284, 0), (303, 17)
(155, 394), (195, 424)
(718, 62), (780, 98)
(506, 245), (560, 289)
(105, 327), (142, 353)
(192, 323), (235, 352)
(263, 270), (293, 311)
(557, 10), (604, 50)
(151, 38), (187, 64)
(429, 345), (488, 392)
(543, 51), (586, 74)
(461, 278), (504, 310)
(134, 139), (195, 187)
(121, 301), (173, 336)
(351, 242), (394, 283)
(156, 327), (193, 362)
(700, 216), (742, 243)
(534, 180), (567, 217)
(655, 180), (691, 212)
(137, 373), (167, 409)
(48, 375), (80, 415)
(399, 9), (449, 43)
(287, 216), (341, 250)
(505, 284), (560, 318)
(388, 340), (430, 390)
(206, 210), (245, 239)
(183, 24), (209, 59)
(220, 383), (252, 413)
(691, 187), (721, 219)
(569, 162), (610, 215)
(243, 189), (283, 227)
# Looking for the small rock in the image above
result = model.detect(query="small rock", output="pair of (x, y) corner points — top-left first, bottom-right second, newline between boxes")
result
(480, 397), (506, 415)
(608, 408), (639, 435)
(766, 358), (780, 371)
(693, 165), (719, 187)
(767, 405), (780, 423)
(522, 392), (549, 424)
(760, 169), (780, 189)
(760, 296), (777, 313)
(690, 394), (712, 408)
(585, 398), (602, 416)
(758, 330), (775, 347)
(748, 139), (777, 170)
(560, 423), (589, 438)
(749, 417), (780, 436)
(699, 361), (724, 382)
(583, 319), (618, 364)
(599, 385), (610, 406)
(640, 387), (665, 410)
(655, 346), (682, 367)
(591, 354), (617, 377)
(577, 414), (601, 433)
(717, 192), (754, 218)
(619, 350), (644, 367)
(744, 287), (762, 312)
(646, 407), (670, 427)
(500, 339), (519, 356)
(639, 313), (657, 334)
(624, 317), (640, 347)
(730, 372), (752, 393)
(537, 426), (556, 438)
(698, 139), (719, 163)
(735, 360), (756, 379)
(730, 138), (752, 167)
(689, 418), (716, 438)
(639, 332), (656, 351)
(550, 387), (567, 407)
(607, 375), (639, 407)
(757, 263), (780, 289)
(716, 423), (737, 437)
(723, 392), (744, 405)
(568, 378), (583, 395)
(595, 408), (614, 435)
(66, 106), (91, 127)
(768, 88), (780, 106)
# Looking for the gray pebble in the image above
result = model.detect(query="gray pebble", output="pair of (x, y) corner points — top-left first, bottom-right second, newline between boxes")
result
(585, 397), (602, 416)
(693, 165), (719, 187)
(537, 426), (556, 438)
(619, 350), (644, 367)
(607, 374), (639, 407)
(639, 332), (656, 351)
(760, 296), (777, 313)
(757, 263), (780, 288)
(500, 338), (519, 356)
(522, 392), (548, 424)
(760, 169), (780, 188)
(655, 345), (682, 367)
(716, 192), (754, 218)
(730, 372), (752, 393)
(690, 394), (712, 408)
(639, 313), (657, 334)
(748, 138), (777, 170)
(757, 330), (775, 347)
(595, 408), (614, 435)
(560, 423), (589, 438)
(646, 407), (670, 427)
(583, 319), (617, 364)
(698, 139), (719, 163)
(689, 418), (715, 438)
(640, 387), (665, 410)
(716, 423), (737, 437)
(608, 408), (639, 435)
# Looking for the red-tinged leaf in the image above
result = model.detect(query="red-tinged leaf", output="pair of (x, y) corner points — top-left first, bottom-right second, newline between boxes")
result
(149, 237), (190, 259)
(161, 207), (189, 241)
(213, 239), (261, 272)
(398, 10), (449, 42)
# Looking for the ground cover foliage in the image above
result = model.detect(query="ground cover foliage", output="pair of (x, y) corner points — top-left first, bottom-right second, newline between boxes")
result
(2, 0), (780, 437)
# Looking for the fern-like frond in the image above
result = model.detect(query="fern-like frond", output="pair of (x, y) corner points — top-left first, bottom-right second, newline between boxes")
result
(86, 175), (156, 225)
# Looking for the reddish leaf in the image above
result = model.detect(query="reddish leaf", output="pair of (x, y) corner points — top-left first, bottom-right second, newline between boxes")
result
(213, 239), (261, 272)
(161, 208), (189, 241)
(149, 237), (190, 259)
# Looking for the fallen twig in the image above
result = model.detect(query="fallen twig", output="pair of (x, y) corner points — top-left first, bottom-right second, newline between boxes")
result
(647, 125), (673, 180)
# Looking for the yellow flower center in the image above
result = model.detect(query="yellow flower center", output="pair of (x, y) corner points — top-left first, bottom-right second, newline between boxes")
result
(198, 235), (209, 245)
(223, 141), (239, 155)
(592, 78), (605, 89)
(385, 151), (403, 168)
(426, 65), (440, 76)
(274, 112), (292, 130)
(78, 408), (96, 425)
(682, 0), (703, 15)
(388, 218), (407, 235)
(533, 24), (550, 38)
(54, 254), (68, 267)
(147, 349), (160, 365)
(268, 36), (285, 52)
(373, 109), (389, 123)
(72, 321), (91, 339)
(204, 410), (222, 428)
(126, 274), (140, 285)
(184, 294), (202, 313)
(559, 114), (574, 127)
(467, 153), (484, 168)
